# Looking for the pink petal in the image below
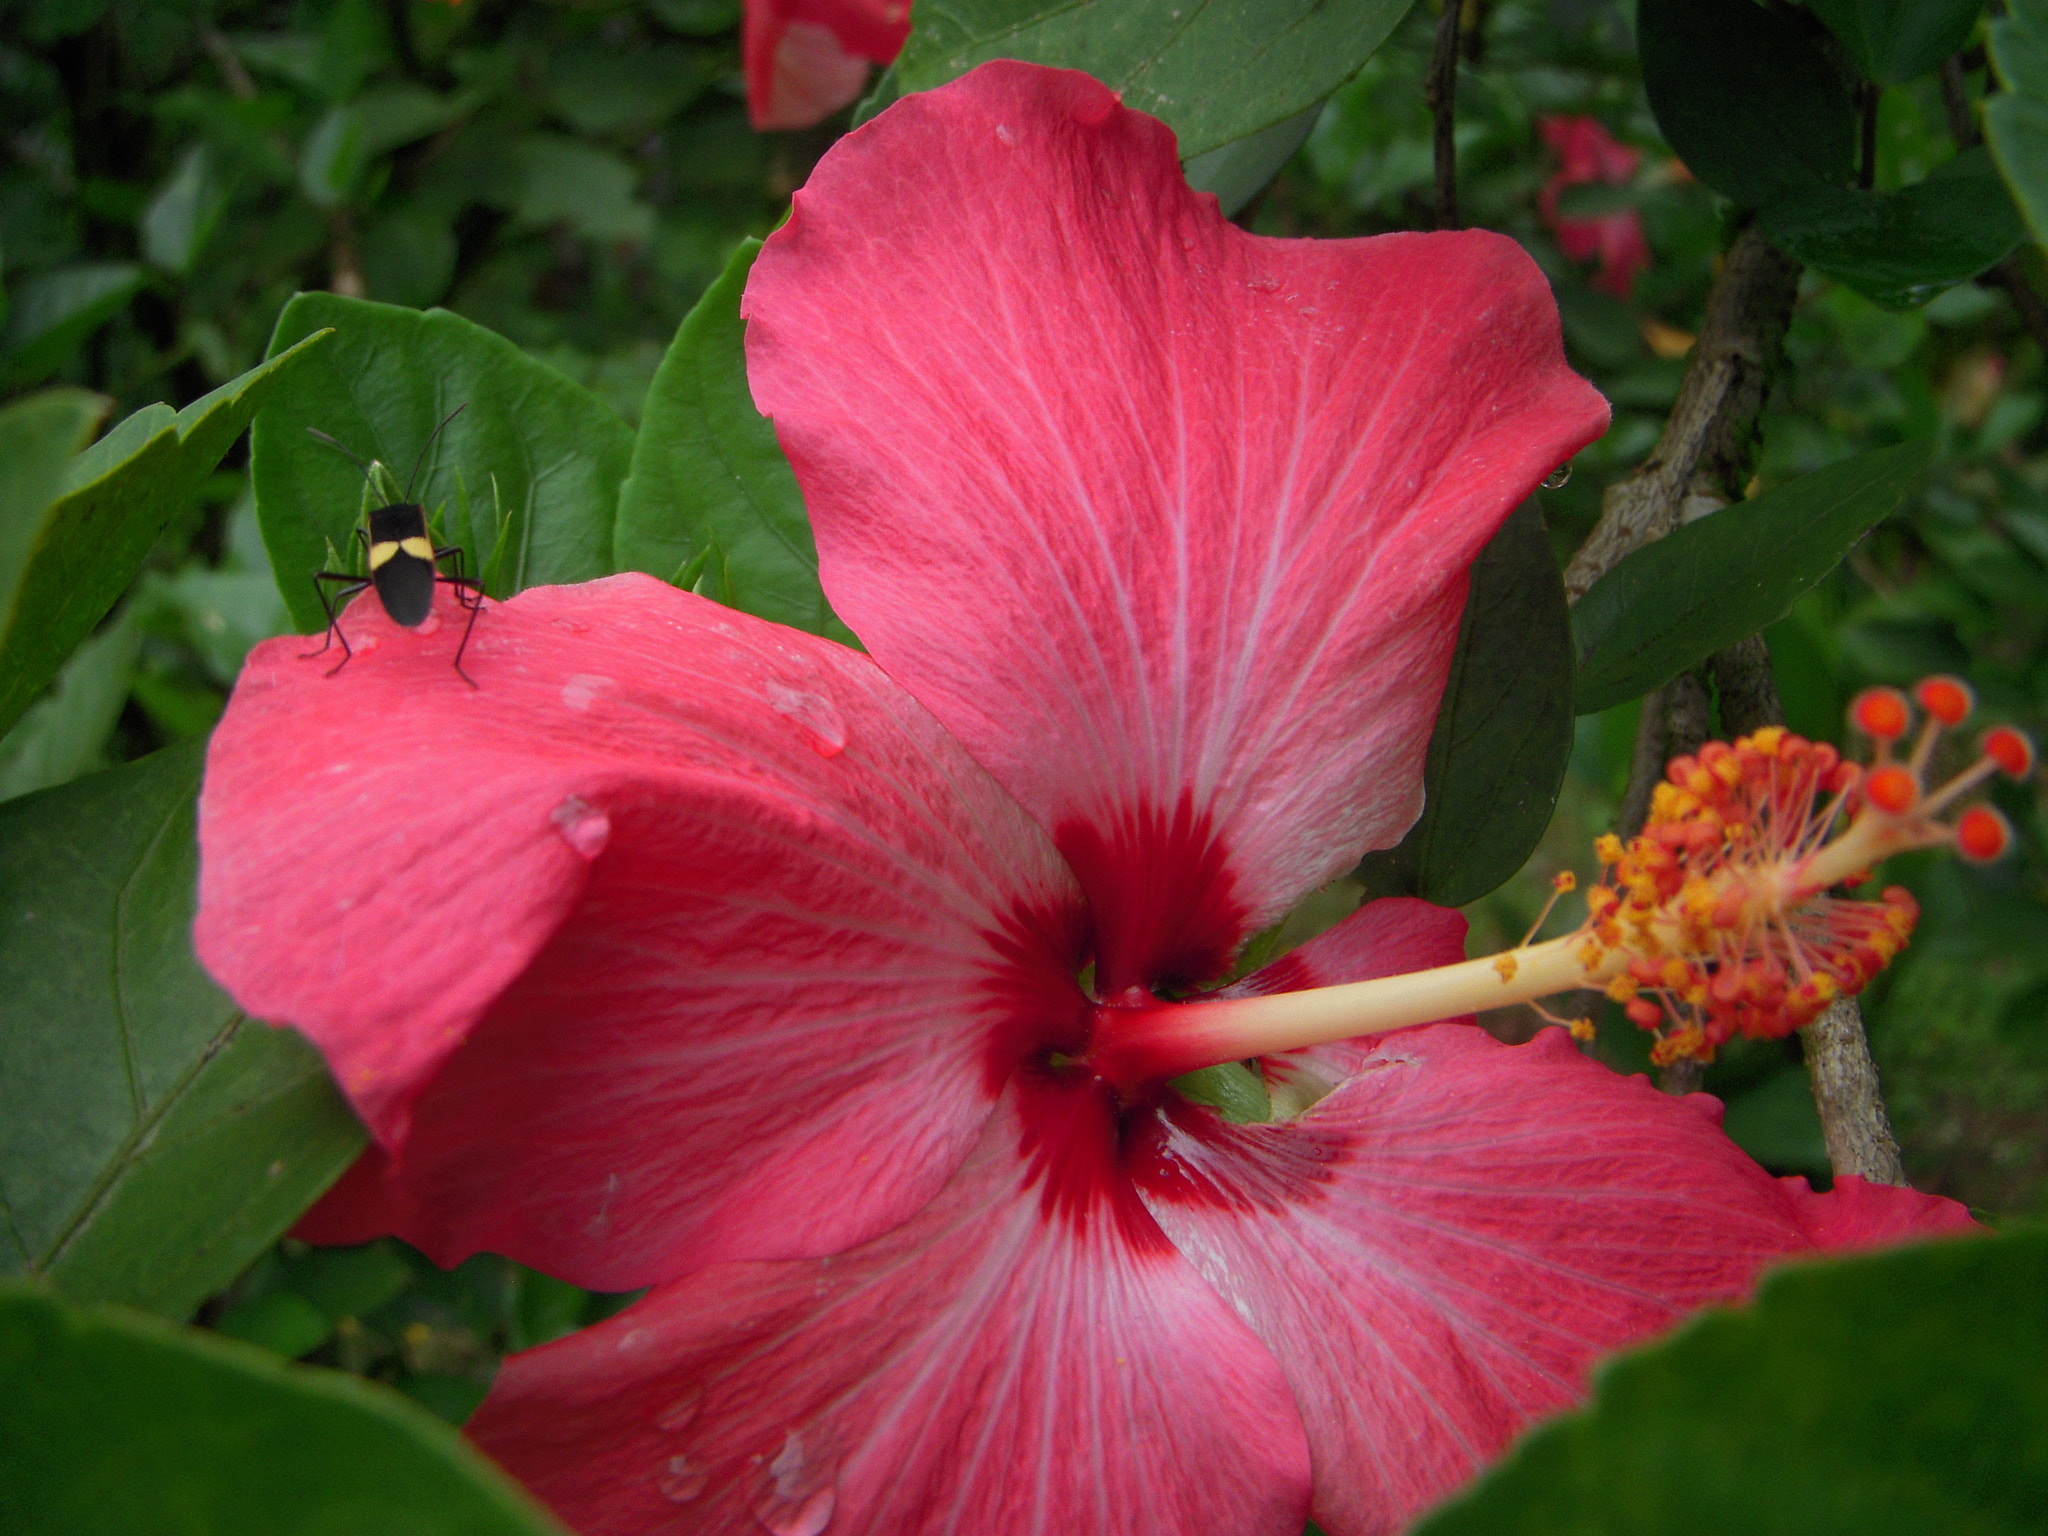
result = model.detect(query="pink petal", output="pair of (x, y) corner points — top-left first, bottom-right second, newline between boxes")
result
(1226, 895), (1473, 1081)
(1777, 1171), (1981, 1250)
(1130, 1024), (1975, 1536)
(468, 1076), (1312, 1536)
(745, 62), (1611, 993)
(743, 0), (910, 130)
(198, 574), (1085, 1285)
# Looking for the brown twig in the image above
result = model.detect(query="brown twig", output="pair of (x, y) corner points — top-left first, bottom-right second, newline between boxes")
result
(1426, 0), (1462, 231)
(1562, 225), (1803, 600)
(1563, 222), (1908, 1168)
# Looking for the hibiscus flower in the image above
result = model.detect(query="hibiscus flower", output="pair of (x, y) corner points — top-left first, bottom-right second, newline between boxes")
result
(745, 0), (909, 130)
(196, 64), (1970, 1536)
(1537, 115), (1652, 298)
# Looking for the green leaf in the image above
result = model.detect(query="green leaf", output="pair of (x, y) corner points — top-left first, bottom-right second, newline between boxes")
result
(1411, 1224), (2048, 1536)
(1168, 1062), (1273, 1124)
(1573, 440), (1937, 715)
(1989, 0), (2048, 249)
(0, 263), (145, 390)
(0, 743), (365, 1320)
(1639, 0), (1855, 209)
(0, 390), (108, 583)
(616, 238), (854, 642)
(0, 331), (332, 741)
(140, 143), (233, 276)
(0, 608), (140, 802)
(299, 105), (368, 209)
(1355, 500), (1576, 908)
(252, 293), (632, 633)
(0, 1285), (568, 1536)
(1807, 0), (1986, 84)
(893, 0), (1414, 160)
(512, 135), (654, 244)
(1182, 99), (1323, 218)
(1761, 147), (2025, 308)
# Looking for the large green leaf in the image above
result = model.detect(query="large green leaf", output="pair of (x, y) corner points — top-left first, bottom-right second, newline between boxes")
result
(252, 294), (633, 633)
(1355, 500), (1576, 908)
(0, 334), (331, 740)
(1989, 0), (2048, 248)
(1573, 440), (1936, 714)
(616, 237), (853, 642)
(1639, 0), (1855, 209)
(0, 1285), (566, 1536)
(0, 743), (364, 1320)
(1808, 0), (1987, 84)
(893, 0), (1414, 160)
(1412, 1225), (2048, 1535)
(1761, 147), (2025, 308)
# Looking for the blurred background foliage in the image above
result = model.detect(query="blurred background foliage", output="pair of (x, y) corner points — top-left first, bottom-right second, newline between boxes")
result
(3, 0), (2045, 1412)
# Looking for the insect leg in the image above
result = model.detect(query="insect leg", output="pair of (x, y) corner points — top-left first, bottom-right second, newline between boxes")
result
(302, 573), (371, 675)
(432, 546), (487, 688)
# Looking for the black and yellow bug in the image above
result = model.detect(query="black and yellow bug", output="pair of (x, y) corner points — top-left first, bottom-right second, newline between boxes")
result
(302, 407), (487, 687)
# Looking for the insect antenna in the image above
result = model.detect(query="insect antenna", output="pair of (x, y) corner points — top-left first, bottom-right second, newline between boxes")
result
(404, 403), (468, 501)
(305, 426), (376, 479)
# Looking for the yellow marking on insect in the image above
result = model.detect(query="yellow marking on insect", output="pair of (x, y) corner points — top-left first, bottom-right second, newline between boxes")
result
(400, 536), (434, 561)
(367, 540), (400, 571)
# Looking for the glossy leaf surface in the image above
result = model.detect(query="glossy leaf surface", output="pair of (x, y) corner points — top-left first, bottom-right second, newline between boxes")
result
(1355, 500), (1576, 907)
(252, 294), (632, 634)
(0, 1285), (566, 1536)
(1807, 0), (1987, 85)
(1639, 0), (1855, 209)
(1989, 0), (2048, 248)
(0, 334), (329, 740)
(1761, 148), (2024, 308)
(0, 743), (363, 1319)
(615, 237), (852, 641)
(894, 0), (1413, 159)
(1574, 441), (1936, 714)
(1413, 1225), (2046, 1536)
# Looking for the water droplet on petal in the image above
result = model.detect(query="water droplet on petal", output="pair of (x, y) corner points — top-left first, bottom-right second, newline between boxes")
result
(995, 123), (1016, 146)
(1542, 462), (1573, 489)
(657, 1386), (705, 1432)
(753, 1431), (837, 1536)
(553, 616), (591, 634)
(416, 612), (442, 635)
(766, 684), (848, 757)
(1247, 274), (1280, 293)
(551, 797), (611, 859)
(755, 1488), (834, 1536)
(659, 1456), (709, 1504)
(561, 674), (613, 712)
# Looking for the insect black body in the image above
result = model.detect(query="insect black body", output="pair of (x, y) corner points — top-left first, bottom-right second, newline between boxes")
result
(303, 408), (486, 686)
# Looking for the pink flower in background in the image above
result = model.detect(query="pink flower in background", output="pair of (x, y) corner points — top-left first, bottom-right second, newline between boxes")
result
(1538, 114), (1651, 297)
(744, 0), (909, 130)
(196, 65), (1972, 1536)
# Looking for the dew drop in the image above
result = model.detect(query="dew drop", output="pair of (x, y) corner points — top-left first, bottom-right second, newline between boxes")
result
(996, 123), (1016, 146)
(551, 796), (611, 859)
(766, 684), (848, 757)
(416, 612), (442, 635)
(553, 616), (592, 634)
(1247, 274), (1280, 293)
(1541, 462), (1573, 490)
(752, 1431), (837, 1536)
(561, 674), (614, 713)
(755, 1488), (835, 1536)
(656, 1386), (705, 1432)
(659, 1456), (709, 1504)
